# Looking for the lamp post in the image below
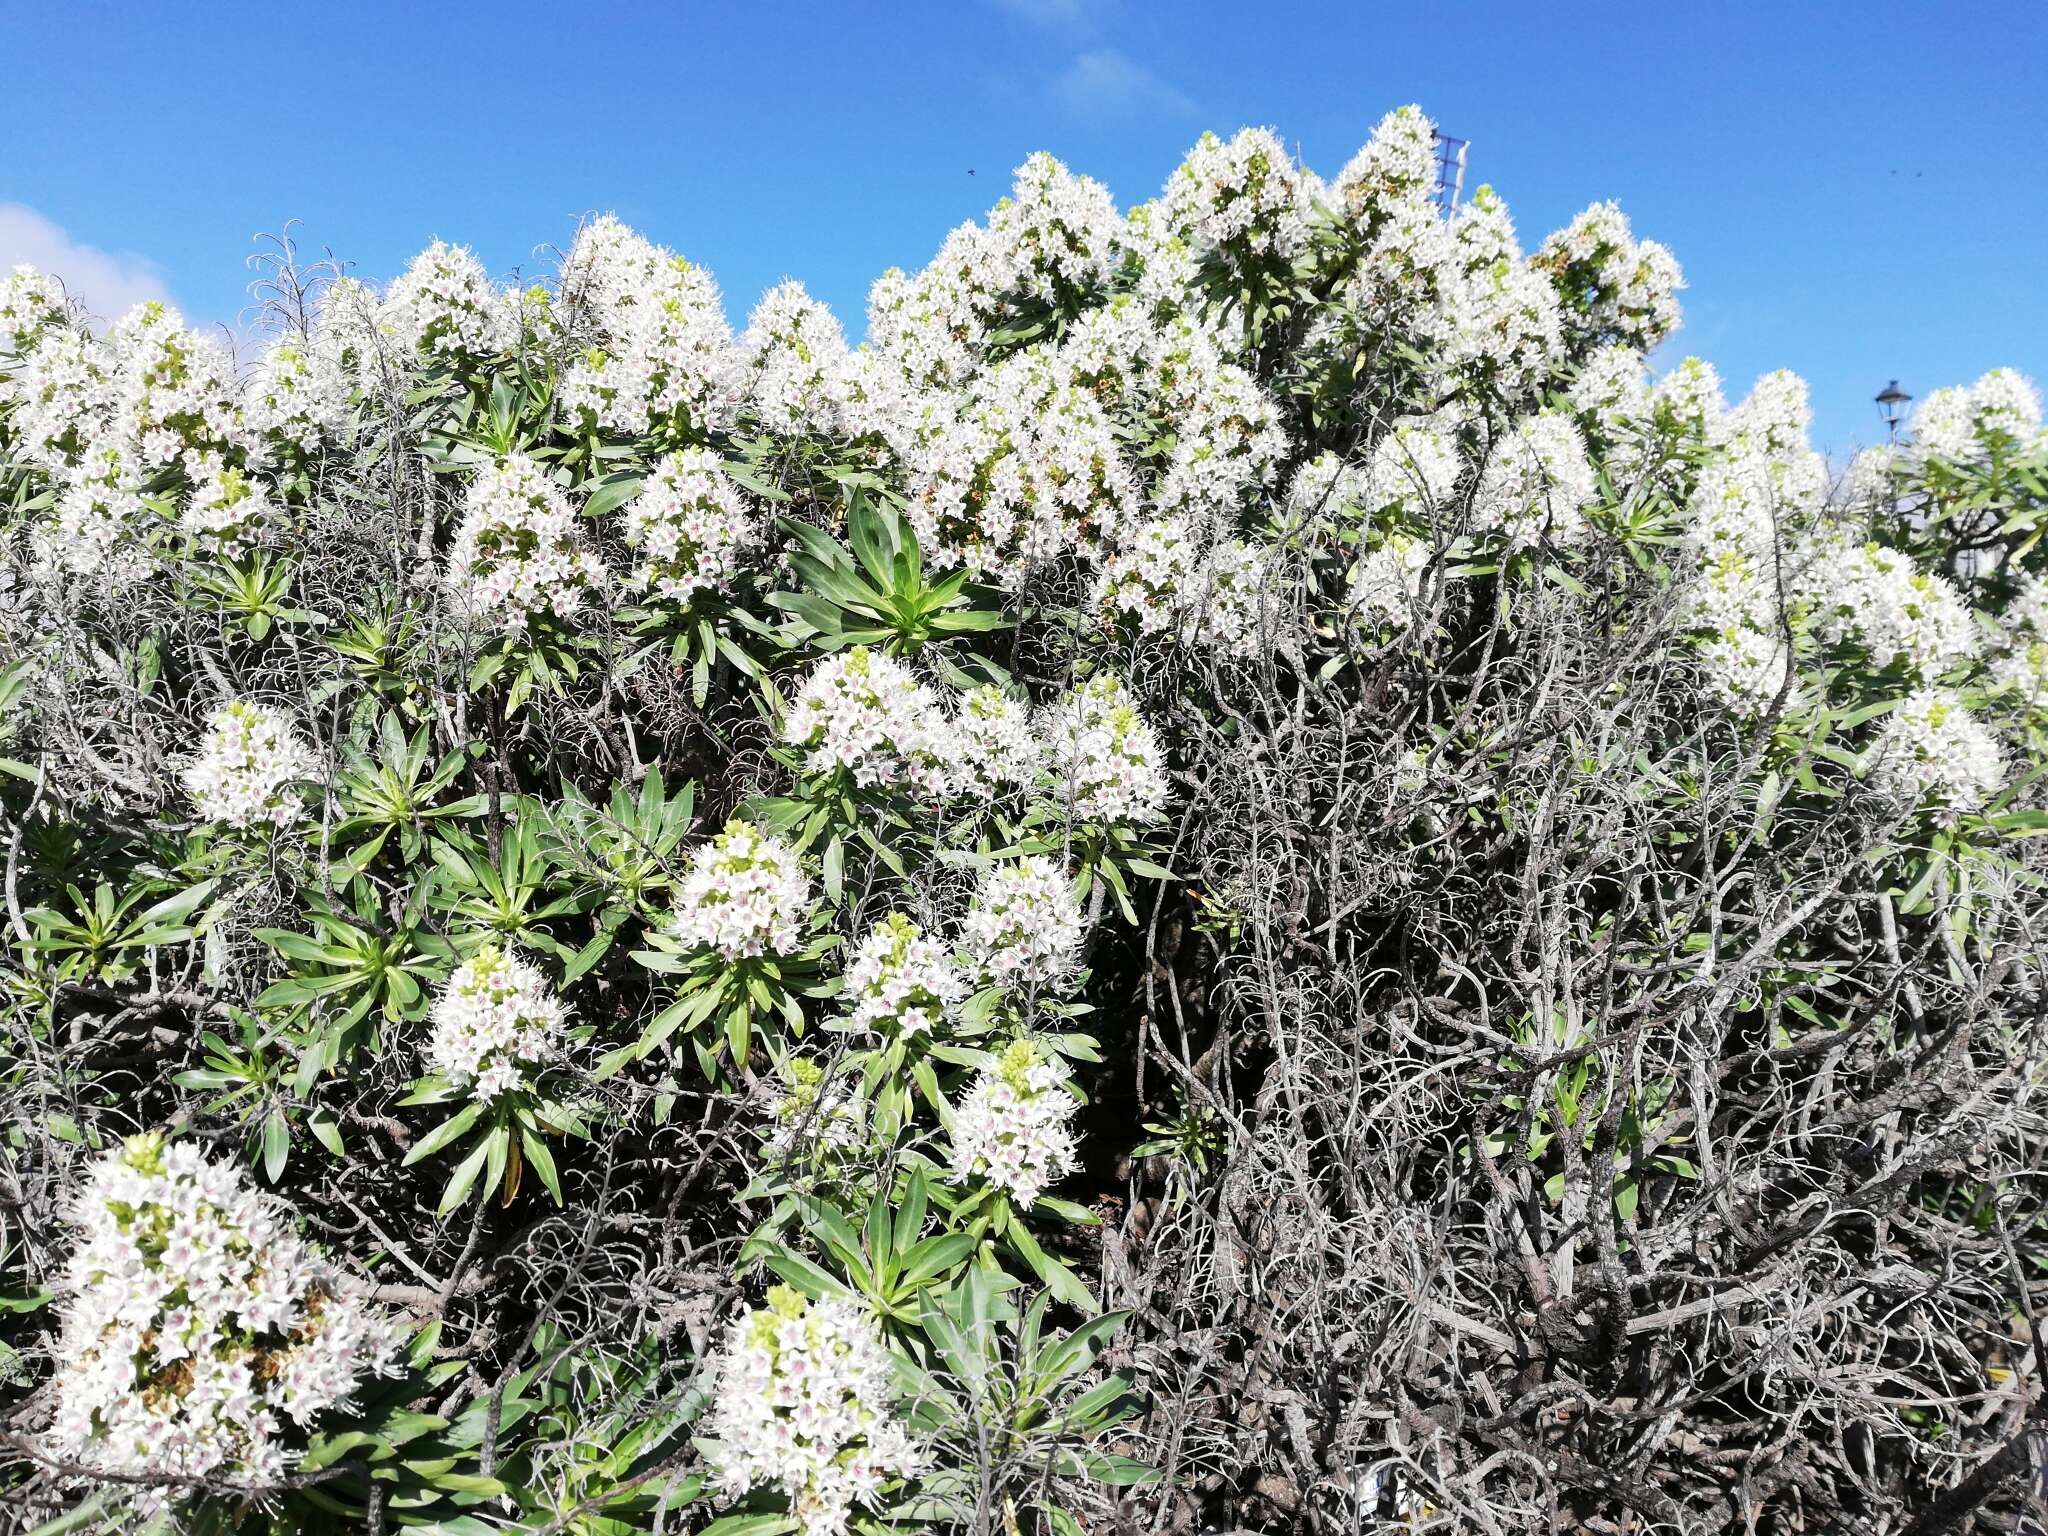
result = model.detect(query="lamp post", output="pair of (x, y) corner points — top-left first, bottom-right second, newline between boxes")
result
(1875, 379), (1912, 443)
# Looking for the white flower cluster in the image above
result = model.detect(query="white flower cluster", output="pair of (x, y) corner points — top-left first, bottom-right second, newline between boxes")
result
(622, 448), (756, 605)
(961, 855), (1084, 990)
(1470, 411), (1597, 542)
(705, 1286), (924, 1536)
(1368, 418), (1464, 514)
(1095, 515), (1198, 636)
(1991, 573), (2048, 709)
(1533, 200), (1686, 353)
(1568, 344), (1652, 447)
(763, 1057), (866, 1163)
(181, 457), (276, 556)
(101, 301), (248, 475)
(944, 684), (1044, 795)
(948, 1038), (1080, 1208)
(1048, 672), (1171, 826)
(1331, 105), (1441, 224)
(1680, 373), (1825, 711)
(48, 1135), (403, 1485)
(1157, 127), (1317, 271)
(984, 151), (1125, 311)
(1350, 535), (1431, 630)
(1910, 368), (2045, 464)
(243, 337), (352, 457)
(904, 292), (1288, 579)
(0, 263), (68, 355)
(842, 912), (968, 1038)
(784, 646), (954, 795)
(738, 281), (854, 437)
(864, 152), (1119, 403)
(1435, 187), (1566, 401)
(1651, 355), (1730, 439)
(672, 822), (813, 961)
(447, 453), (607, 626)
(906, 344), (1135, 580)
(382, 240), (516, 363)
(1795, 533), (1977, 679)
(559, 219), (738, 437)
(183, 700), (318, 829)
(36, 436), (157, 586)
(1866, 690), (2004, 811)
(427, 944), (566, 1101)
(1180, 536), (1285, 655)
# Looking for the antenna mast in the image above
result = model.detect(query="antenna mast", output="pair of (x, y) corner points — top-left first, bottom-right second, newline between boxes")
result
(1431, 130), (1470, 214)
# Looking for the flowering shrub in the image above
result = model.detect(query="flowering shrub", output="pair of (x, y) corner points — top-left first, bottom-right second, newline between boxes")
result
(425, 944), (567, 1101)
(48, 1135), (403, 1486)
(6, 105), (2048, 1536)
(948, 1038), (1080, 1207)
(671, 820), (813, 961)
(181, 700), (318, 829)
(842, 912), (967, 1038)
(704, 1286), (925, 1534)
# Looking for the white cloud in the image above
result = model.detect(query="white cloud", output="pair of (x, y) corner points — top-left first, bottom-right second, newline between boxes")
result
(1053, 49), (1192, 119)
(0, 204), (173, 321)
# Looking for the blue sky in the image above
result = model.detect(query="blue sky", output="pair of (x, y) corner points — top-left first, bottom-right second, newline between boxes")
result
(5, 0), (2044, 455)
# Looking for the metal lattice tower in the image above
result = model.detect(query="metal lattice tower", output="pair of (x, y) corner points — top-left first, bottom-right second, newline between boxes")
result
(1432, 131), (1469, 214)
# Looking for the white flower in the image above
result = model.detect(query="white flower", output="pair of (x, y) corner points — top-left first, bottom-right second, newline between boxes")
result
(1433, 187), (1565, 401)
(907, 345), (1133, 579)
(10, 325), (116, 470)
(842, 913), (967, 1038)
(948, 1038), (1080, 1208)
(447, 454), (607, 627)
(103, 300), (248, 474)
(383, 240), (516, 362)
(1366, 417), (1464, 513)
(1911, 368), (2046, 463)
(1698, 625), (1793, 714)
(181, 458), (276, 556)
(622, 448), (757, 605)
(784, 647), (954, 795)
(1183, 537), (1286, 655)
(1331, 105), (1442, 226)
(1045, 672), (1170, 826)
(1096, 515), (1197, 636)
(1991, 573), (2048, 709)
(35, 435), (157, 585)
(738, 281), (853, 437)
(1533, 200), (1685, 352)
(1569, 343), (1651, 443)
(1350, 535), (1430, 629)
(1650, 356), (1729, 441)
(428, 945), (566, 1101)
(984, 151), (1125, 310)
(705, 1287), (924, 1536)
(1471, 410), (1597, 543)
(243, 337), (351, 457)
(47, 1134), (404, 1486)
(183, 700), (318, 829)
(672, 822), (813, 961)
(1794, 533), (1977, 679)
(944, 685), (1044, 795)
(560, 243), (739, 437)
(1866, 690), (2004, 811)
(1158, 127), (1316, 268)
(961, 855), (1084, 990)
(0, 264), (68, 355)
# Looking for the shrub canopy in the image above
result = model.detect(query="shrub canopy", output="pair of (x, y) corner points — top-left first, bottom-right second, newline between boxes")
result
(4, 106), (2048, 1534)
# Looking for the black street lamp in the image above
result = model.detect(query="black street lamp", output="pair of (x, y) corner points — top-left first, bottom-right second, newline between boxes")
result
(1875, 379), (1912, 442)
